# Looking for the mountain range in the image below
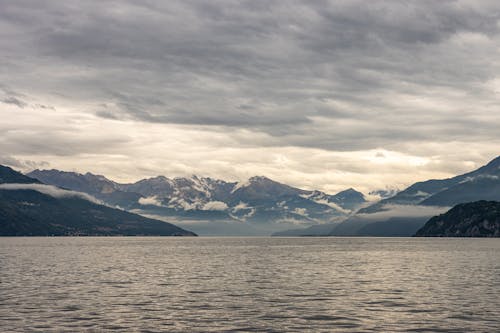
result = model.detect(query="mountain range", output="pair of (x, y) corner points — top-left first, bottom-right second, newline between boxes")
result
(27, 170), (367, 235)
(2, 154), (499, 237)
(359, 156), (500, 213)
(275, 155), (500, 237)
(0, 165), (196, 236)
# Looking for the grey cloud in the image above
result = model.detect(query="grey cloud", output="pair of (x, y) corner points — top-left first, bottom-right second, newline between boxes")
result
(0, 155), (49, 170)
(0, 86), (29, 108)
(0, 126), (132, 157)
(357, 204), (450, 221)
(34, 104), (55, 110)
(0, 0), (499, 188)
(2, 96), (27, 108)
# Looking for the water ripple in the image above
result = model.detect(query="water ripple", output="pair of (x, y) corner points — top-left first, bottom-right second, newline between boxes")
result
(0, 237), (499, 332)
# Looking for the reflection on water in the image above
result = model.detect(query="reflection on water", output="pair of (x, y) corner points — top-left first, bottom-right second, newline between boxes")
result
(0, 237), (499, 332)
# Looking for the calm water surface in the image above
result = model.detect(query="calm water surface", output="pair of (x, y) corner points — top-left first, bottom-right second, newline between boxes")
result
(0, 237), (499, 332)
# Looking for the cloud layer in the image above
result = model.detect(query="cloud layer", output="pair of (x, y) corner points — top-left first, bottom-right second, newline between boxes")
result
(1, 1), (499, 193)
(0, 183), (101, 204)
(357, 204), (451, 221)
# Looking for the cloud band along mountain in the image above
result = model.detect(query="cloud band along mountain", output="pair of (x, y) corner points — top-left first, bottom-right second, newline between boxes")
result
(274, 155), (500, 237)
(27, 169), (366, 235)
(328, 155), (500, 236)
(0, 165), (196, 236)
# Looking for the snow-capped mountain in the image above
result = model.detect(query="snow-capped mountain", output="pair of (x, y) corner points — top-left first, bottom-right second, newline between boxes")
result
(329, 155), (500, 236)
(119, 175), (236, 211)
(27, 169), (367, 234)
(274, 155), (500, 237)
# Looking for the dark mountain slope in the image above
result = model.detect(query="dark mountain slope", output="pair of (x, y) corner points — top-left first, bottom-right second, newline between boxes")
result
(1, 165), (196, 236)
(420, 176), (500, 206)
(1, 165), (40, 184)
(0, 189), (196, 236)
(415, 201), (500, 237)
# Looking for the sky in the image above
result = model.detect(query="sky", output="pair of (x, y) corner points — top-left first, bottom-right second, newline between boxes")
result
(1, 0), (499, 194)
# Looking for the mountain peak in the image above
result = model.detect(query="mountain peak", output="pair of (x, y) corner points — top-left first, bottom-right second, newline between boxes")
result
(145, 175), (169, 182)
(84, 172), (111, 182)
(335, 188), (364, 198)
(338, 188), (359, 194)
(248, 175), (273, 183)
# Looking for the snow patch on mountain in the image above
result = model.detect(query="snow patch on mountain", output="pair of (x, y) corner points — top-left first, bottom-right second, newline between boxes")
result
(231, 180), (251, 193)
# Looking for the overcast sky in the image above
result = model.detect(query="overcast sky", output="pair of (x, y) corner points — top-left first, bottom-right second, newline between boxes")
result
(1, 0), (499, 194)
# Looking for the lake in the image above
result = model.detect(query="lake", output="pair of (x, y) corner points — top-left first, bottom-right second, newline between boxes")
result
(1, 237), (499, 332)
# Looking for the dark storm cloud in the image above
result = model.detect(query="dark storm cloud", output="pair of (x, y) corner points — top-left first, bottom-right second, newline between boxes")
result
(0, 0), (499, 151)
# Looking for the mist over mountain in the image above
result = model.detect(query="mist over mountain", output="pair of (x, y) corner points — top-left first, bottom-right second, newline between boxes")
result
(0, 165), (196, 236)
(359, 156), (500, 214)
(9, 155), (500, 236)
(276, 155), (500, 237)
(27, 169), (366, 235)
(327, 156), (500, 236)
(368, 188), (400, 200)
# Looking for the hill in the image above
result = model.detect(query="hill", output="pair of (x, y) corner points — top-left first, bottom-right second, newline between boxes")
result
(415, 201), (500, 237)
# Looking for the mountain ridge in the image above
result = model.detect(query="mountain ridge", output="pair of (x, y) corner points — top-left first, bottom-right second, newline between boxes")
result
(27, 169), (367, 235)
(1, 165), (196, 236)
(275, 155), (500, 237)
(358, 156), (500, 213)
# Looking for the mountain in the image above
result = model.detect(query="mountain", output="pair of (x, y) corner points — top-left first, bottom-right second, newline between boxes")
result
(325, 214), (431, 237)
(311, 188), (366, 211)
(226, 176), (355, 223)
(27, 170), (367, 235)
(353, 217), (430, 237)
(415, 201), (500, 237)
(359, 155), (500, 213)
(27, 169), (142, 208)
(419, 175), (500, 206)
(1, 165), (41, 184)
(281, 156), (500, 237)
(1, 165), (196, 236)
